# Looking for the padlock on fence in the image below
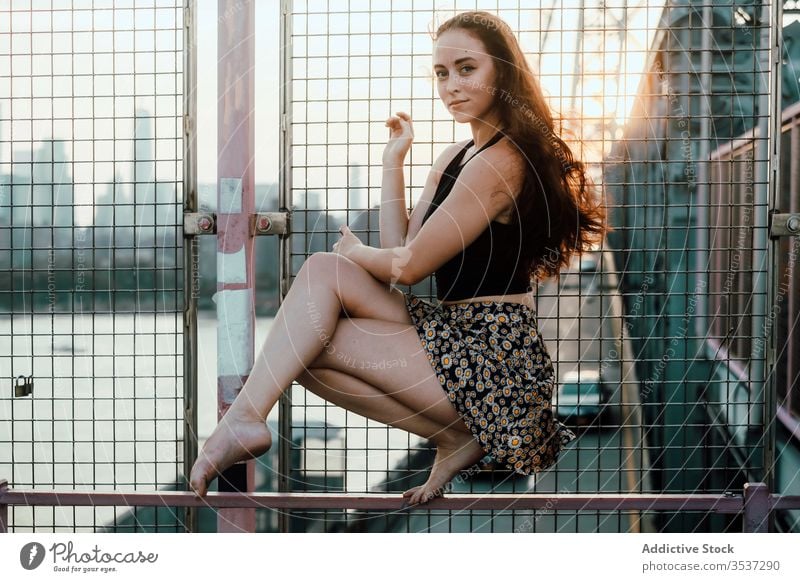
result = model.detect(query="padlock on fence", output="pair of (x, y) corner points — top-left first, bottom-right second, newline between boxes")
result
(14, 375), (33, 398)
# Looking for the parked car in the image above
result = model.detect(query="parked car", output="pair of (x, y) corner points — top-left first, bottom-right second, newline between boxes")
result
(555, 369), (607, 423)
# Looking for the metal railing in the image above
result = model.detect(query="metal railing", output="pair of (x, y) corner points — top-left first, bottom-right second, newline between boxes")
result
(3, 0), (798, 534)
(1, 0), (188, 532)
(3, 479), (800, 533)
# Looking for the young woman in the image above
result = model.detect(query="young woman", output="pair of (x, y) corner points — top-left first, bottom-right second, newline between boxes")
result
(190, 11), (607, 506)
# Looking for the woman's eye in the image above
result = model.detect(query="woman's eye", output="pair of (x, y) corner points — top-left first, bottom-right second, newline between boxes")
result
(434, 66), (471, 79)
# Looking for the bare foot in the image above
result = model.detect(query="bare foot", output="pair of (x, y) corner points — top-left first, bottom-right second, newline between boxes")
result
(402, 433), (487, 506)
(189, 412), (273, 497)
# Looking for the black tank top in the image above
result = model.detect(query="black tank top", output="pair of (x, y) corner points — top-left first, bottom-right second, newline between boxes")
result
(421, 132), (531, 301)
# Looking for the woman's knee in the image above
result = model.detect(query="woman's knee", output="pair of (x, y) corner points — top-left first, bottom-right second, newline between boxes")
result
(299, 251), (351, 283)
(299, 252), (410, 323)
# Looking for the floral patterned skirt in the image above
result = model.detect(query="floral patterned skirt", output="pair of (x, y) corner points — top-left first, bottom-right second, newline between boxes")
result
(404, 291), (577, 475)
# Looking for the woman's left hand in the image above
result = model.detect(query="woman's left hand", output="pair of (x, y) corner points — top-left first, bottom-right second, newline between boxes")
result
(332, 225), (362, 259)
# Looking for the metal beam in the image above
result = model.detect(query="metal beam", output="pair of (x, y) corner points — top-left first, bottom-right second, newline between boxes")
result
(0, 492), (743, 512)
(278, 0), (294, 533)
(182, 0), (199, 533)
(5, 481), (797, 532)
(216, 0), (256, 533)
(3, 482), (798, 515)
(744, 482), (771, 532)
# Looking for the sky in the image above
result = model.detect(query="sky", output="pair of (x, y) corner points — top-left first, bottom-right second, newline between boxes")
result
(1, 1), (667, 214)
(195, 1), (666, 191)
(7, 0), (800, 198)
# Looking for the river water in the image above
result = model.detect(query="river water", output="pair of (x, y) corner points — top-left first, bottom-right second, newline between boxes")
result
(1, 311), (424, 529)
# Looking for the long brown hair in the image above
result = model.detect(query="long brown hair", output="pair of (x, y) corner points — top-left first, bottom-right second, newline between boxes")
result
(434, 11), (609, 283)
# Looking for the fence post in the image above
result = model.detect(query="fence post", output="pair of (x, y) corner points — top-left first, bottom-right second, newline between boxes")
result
(743, 482), (770, 532)
(0, 479), (8, 533)
(216, 0), (257, 533)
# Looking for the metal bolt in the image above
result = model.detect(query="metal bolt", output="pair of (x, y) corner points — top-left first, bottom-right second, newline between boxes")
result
(786, 215), (800, 233)
(198, 216), (213, 231)
(258, 216), (271, 232)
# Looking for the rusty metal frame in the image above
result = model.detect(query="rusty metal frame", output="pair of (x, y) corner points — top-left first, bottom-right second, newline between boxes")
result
(182, 0), (199, 534)
(3, 479), (799, 534)
(213, 0), (257, 533)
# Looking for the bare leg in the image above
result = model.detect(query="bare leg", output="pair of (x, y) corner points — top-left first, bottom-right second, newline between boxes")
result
(296, 367), (469, 444)
(189, 254), (357, 495)
(190, 252), (489, 500)
(298, 367), (488, 505)
(189, 252), (423, 495)
(401, 442), (488, 506)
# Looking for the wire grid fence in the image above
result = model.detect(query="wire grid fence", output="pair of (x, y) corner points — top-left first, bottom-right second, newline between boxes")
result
(772, 104), (800, 420)
(281, 0), (795, 533)
(703, 101), (800, 532)
(0, 0), (186, 532)
(604, 0), (798, 532)
(0, 0), (794, 534)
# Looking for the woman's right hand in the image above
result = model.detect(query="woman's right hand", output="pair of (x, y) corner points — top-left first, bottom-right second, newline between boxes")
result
(383, 111), (413, 165)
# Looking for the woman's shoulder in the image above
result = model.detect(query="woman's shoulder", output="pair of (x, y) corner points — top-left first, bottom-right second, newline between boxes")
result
(465, 137), (526, 180)
(482, 135), (524, 164)
(459, 138), (526, 208)
(432, 140), (471, 172)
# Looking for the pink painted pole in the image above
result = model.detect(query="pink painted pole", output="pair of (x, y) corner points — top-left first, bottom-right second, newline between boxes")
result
(216, 0), (256, 533)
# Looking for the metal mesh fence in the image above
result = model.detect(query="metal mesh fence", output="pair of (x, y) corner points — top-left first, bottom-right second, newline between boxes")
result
(0, 0), (186, 532)
(1, 0), (795, 534)
(593, 0), (798, 532)
(281, 0), (796, 532)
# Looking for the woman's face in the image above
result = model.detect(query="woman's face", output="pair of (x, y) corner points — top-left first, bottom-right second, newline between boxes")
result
(433, 29), (498, 124)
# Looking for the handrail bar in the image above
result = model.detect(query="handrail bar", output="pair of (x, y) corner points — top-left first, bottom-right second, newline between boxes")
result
(2, 480), (798, 532)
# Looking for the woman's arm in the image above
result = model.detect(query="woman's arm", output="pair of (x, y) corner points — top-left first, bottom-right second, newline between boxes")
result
(338, 144), (522, 286)
(347, 243), (414, 286)
(378, 114), (467, 249)
(380, 112), (414, 249)
(380, 141), (463, 248)
(379, 162), (409, 249)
